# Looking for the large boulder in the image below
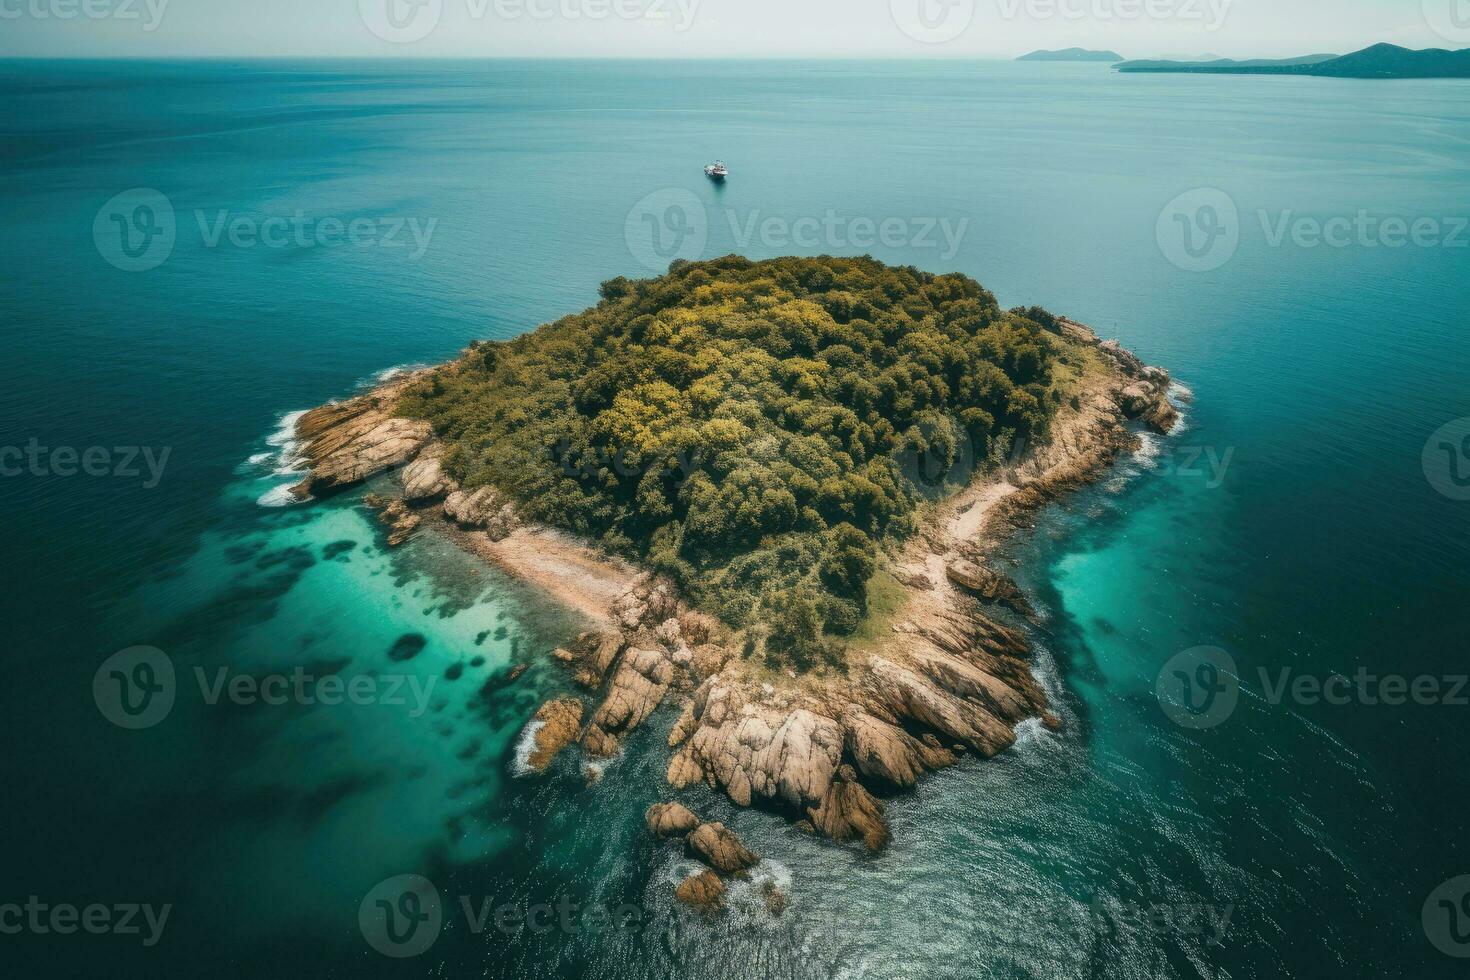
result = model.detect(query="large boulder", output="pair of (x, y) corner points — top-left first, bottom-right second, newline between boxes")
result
(444, 486), (499, 528)
(646, 802), (700, 838)
(522, 699), (583, 772)
(841, 710), (954, 788)
(945, 560), (1034, 616)
(864, 657), (1017, 758)
(401, 443), (456, 501)
(807, 765), (889, 852)
(570, 630), (624, 689)
(674, 870), (725, 911)
(1117, 378), (1179, 434)
(687, 822), (759, 874)
(582, 647), (674, 756)
(374, 497), (421, 548)
(291, 412), (431, 499)
(666, 682), (844, 812)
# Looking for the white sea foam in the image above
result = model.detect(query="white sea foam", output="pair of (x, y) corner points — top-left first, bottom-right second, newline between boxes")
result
(265, 409), (307, 447)
(510, 719), (546, 777)
(723, 859), (794, 926)
(1165, 381), (1192, 435)
(658, 855), (795, 926)
(364, 363), (429, 389)
(256, 484), (302, 508)
(1011, 716), (1047, 750)
(1132, 430), (1163, 468)
(253, 409), (310, 476)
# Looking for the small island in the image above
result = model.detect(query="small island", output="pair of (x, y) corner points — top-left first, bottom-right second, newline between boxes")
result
(285, 256), (1179, 905)
(1116, 43), (1470, 79)
(1018, 48), (1124, 63)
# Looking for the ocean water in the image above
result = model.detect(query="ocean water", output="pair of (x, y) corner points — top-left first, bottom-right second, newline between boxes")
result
(2, 60), (1468, 978)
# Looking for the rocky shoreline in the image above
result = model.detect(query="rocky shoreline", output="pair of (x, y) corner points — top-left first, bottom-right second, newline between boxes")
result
(283, 317), (1180, 908)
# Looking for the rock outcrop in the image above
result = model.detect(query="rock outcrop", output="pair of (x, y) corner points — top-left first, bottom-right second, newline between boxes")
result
(1092, 339), (1177, 433)
(807, 765), (889, 852)
(363, 495), (422, 548)
(289, 375), (433, 499)
(841, 710), (955, 788)
(675, 870), (725, 911)
(582, 646), (675, 757)
(401, 442), (456, 501)
(666, 682), (844, 812)
(284, 317), (1171, 908)
(443, 486), (518, 541)
(645, 802), (700, 838)
(523, 698), (583, 772)
(686, 822), (759, 874)
(945, 559), (1034, 617)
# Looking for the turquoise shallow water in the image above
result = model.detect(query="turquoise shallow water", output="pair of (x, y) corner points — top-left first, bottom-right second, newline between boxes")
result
(2, 60), (1468, 978)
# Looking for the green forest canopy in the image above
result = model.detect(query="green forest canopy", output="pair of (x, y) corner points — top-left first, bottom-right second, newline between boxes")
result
(398, 255), (1069, 665)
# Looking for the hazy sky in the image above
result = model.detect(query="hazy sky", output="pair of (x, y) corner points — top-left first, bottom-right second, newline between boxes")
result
(0, 0), (1463, 59)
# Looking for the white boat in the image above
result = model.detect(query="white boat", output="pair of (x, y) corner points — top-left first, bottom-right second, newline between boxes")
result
(703, 160), (729, 181)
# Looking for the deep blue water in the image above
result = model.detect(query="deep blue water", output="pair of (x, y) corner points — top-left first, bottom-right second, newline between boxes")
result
(2, 59), (1468, 979)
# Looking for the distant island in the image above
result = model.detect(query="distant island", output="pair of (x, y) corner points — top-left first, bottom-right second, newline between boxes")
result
(285, 256), (1180, 907)
(1116, 43), (1470, 79)
(1019, 48), (1124, 63)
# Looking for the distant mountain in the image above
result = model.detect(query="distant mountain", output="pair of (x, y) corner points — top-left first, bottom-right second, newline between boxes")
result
(1018, 48), (1124, 63)
(1115, 44), (1470, 79)
(1120, 54), (1338, 71)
